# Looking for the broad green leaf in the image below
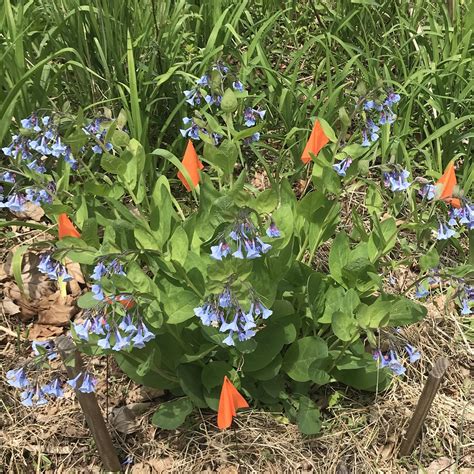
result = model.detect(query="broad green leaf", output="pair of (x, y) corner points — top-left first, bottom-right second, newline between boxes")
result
(152, 398), (194, 429)
(332, 311), (359, 341)
(297, 396), (321, 435)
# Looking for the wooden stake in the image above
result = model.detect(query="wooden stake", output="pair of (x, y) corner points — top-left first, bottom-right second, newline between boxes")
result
(56, 335), (122, 472)
(399, 357), (450, 457)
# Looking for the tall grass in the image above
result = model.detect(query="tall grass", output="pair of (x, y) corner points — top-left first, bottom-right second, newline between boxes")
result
(1, 0), (472, 184)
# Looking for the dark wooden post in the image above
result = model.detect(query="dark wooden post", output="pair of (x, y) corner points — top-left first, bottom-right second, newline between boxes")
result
(399, 357), (450, 457)
(56, 335), (122, 472)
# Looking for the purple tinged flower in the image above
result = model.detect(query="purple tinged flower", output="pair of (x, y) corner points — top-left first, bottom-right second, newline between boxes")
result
(405, 345), (421, 363)
(112, 330), (130, 351)
(63, 148), (77, 169)
(73, 320), (91, 341)
(220, 315), (239, 333)
(51, 138), (67, 157)
(244, 132), (260, 144)
(118, 314), (137, 333)
(232, 242), (244, 259)
(415, 285), (429, 299)
(222, 331), (235, 346)
(42, 378), (63, 398)
(266, 222), (281, 238)
(385, 92), (401, 106)
(91, 284), (105, 301)
(0, 193), (26, 212)
(32, 340), (57, 360)
(67, 372), (82, 389)
(131, 323), (155, 349)
(91, 262), (107, 280)
(219, 288), (232, 308)
(20, 385), (48, 407)
(256, 237), (271, 254)
(385, 170), (411, 192)
(38, 255), (54, 275)
(91, 316), (108, 335)
(58, 266), (73, 282)
(0, 172), (15, 183)
(238, 329), (256, 341)
(419, 184), (436, 200)
(2, 145), (13, 156)
(436, 222), (456, 240)
(21, 117), (33, 129)
(361, 130), (371, 147)
(92, 144), (103, 154)
(194, 304), (218, 326)
(35, 137), (52, 156)
(6, 368), (29, 389)
(97, 332), (111, 349)
(210, 242), (231, 260)
(460, 299), (471, 315)
(184, 89), (201, 106)
(42, 116), (50, 126)
(79, 373), (97, 393)
(254, 301), (272, 319)
(332, 157), (352, 177)
(363, 100), (375, 110)
(244, 240), (261, 259)
(243, 108), (265, 127)
(233, 81), (244, 92)
(196, 75), (209, 86)
(229, 230), (239, 241)
(387, 350), (406, 376)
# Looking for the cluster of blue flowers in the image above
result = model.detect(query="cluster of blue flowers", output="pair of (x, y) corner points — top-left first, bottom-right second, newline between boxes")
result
(194, 288), (272, 346)
(82, 118), (113, 155)
(73, 312), (155, 351)
(383, 169), (411, 192)
(332, 157), (352, 177)
(361, 91), (400, 147)
(458, 284), (473, 316)
(6, 339), (97, 407)
(435, 203), (473, 241)
(89, 259), (126, 301)
(210, 218), (280, 261)
(180, 63), (264, 145)
(2, 114), (76, 169)
(38, 254), (73, 282)
(373, 344), (420, 376)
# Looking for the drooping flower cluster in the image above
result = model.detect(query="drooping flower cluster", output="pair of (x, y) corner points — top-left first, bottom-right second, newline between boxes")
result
(89, 259), (127, 302)
(5, 339), (98, 407)
(82, 119), (113, 155)
(73, 311), (155, 351)
(194, 288), (272, 346)
(458, 283), (473, 316)
(373, 344), (421, 376)
(360, 90), (400, 147)
(180, 62), (264, 146)
(2, 114), (76, 169)
(210, 217), (280, 261)
(383, 169), (411, 192)
(38, 254), (73, 282)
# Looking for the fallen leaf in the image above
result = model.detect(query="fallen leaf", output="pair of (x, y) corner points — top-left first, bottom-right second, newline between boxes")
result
(110, 406), (140, 434)
(28, 324), (64, 339)
(64, 258), (85, 284)
(146, 458), (174, 473)
(37, 292), (79, 326)
(425, 457), (454, 473)
(1, 297), (21, 316)
(12, 202), (45, 222)
(4, 281), (39, 321)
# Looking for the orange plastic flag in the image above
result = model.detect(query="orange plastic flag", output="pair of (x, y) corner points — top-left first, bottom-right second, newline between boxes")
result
(178, 140), (204, 191)
(436, 161), (461, 208)
(301, 119), (330, 164)
(58, 213), (81, 239)
(104, 296), (135, 310)
(217, 376), (249, 430)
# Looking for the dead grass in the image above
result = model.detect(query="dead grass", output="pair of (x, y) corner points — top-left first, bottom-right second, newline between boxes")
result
(1, 292), (472, 473)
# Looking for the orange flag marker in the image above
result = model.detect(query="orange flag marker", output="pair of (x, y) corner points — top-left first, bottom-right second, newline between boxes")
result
(58, 213), (81, 239)
(436, 161), (461, 208)
(217, 376), (249, 430)
(301, 119), (330, 164)
(178, 140), (204, 191)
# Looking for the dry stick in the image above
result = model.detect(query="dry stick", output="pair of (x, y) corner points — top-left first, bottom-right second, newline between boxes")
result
(399, 357), (450, 457)
(56, 335), (122, 472)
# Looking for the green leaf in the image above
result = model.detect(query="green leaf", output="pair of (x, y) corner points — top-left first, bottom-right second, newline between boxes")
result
(328, 232), (350, 284)
(168, 226), (188, 265)
(201, 361), (233, 389)
(77, 292), (100, 309)
(203, 140), (238, 176)
(332, 311), (359, 341)
(420, 248), (439, 272)
(163, 288), (200, 324)
(356, 299), (390, 329)
(282, 336), (328, 382)
(152, 398), (194, 429)
(307, 272), (327, 321)
(386, 296), (427, 325)
(177, 364), (207, 408)
(297, 396), (321, 435)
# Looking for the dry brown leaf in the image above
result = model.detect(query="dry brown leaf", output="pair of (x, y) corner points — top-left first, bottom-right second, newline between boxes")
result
(37, 292), (79, 326)
(4, 281), (39, 321)
(110, 406), (140, 434)
(64, 258), (85, 284)
(28, 324), (63, 339)
(146, 458), (174, 473)
(1, 297), (21, 316)
(126, 386), (165, 404)
(131, 463), (151, 474)
(425, 457), (454, 473)
(12, 202), (45, 222)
